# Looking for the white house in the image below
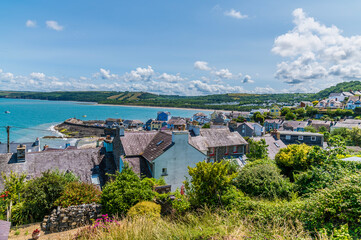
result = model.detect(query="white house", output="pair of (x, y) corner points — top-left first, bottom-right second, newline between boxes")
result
(346, 96), (361, 110)
(328, 93), (346, 102)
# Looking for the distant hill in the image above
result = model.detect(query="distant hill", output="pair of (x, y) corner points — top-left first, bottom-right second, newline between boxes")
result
(315, 81), (361, 99)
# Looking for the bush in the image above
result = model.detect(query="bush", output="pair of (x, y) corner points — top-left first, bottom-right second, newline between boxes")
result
(246, 138), (268, 161)
(54, 182), (101, 208)
(304, 174), (361, 237)
(184, 160), (238, 208)
(22, 170), (78, 222)
(275, 144), (312, 179)
(170, 190), (191, 214)
(236, 162), (292, 199)
(101, 164), (155, 216)
(127, 201), (161, 218)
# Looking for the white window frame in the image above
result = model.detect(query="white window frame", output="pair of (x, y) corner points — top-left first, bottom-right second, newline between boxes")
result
(161, 168), (168, 176)
(285, 135), (291, 140)
(311, 136), (316, 141)
(298, 136), (304, 141)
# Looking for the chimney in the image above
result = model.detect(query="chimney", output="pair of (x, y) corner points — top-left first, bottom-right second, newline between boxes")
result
(172, 131), (189, 144)
(17, 144), (26, 162)
(189, 125), (200, 136)
(116, 126), (125, 137)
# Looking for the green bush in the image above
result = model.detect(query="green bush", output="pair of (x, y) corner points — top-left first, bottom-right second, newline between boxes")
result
(171, 190), (191, 214)
(22, 170), (77, 222)
(304, 174), (361, 237)
(184, 160), (238, 208)
(127, 201), (161, 218)
(246, 138), (268, 161)
(54, 182), (101, 208)
(101, 164), (155, 216)
(236, 162), (292, 199)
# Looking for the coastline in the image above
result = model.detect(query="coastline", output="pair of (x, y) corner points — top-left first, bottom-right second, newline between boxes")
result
(94, 103), (215, 112)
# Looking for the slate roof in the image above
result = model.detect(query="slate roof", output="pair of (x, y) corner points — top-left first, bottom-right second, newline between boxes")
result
(142, 131), (173, 162)
(347, 96), (361, 103)
(0, 148), (104, 191)
(189, 129), (247, 151)
(253, 135), (286, 159)
(343, 92), (354, 97)
(194, 112), (207, 117)
(167, 117), (187, 126)
(281, 121), (308, 130)
(120, 132), (158, 156)
(278, 131), (323, 137)
(329, 93), (343, 98)
(0, 142), (40, 154)
(332, 119), (361, 129)
(265, 119), (284, 124)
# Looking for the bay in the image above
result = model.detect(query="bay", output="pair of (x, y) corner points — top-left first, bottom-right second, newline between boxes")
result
(0, 98), (211, 143)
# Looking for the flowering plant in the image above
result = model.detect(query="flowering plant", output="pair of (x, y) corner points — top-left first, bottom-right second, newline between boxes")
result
(32, 229), (40, 234)
(0, 191), (9, 201)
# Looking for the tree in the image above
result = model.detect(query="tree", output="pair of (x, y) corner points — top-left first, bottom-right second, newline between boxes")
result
(285, 112), (296, 120)
(296, 108), (306, 119)
(246, 138), (268, 161)
(184, 160), (239, 208)
(101, 164), (154, 216)
(318, 126), (328, 133)
(304, 126), (317, 133)
(281, 107), (291, 116)
(1, 171), (26, 204)
(252, 112), (265, 124)
(349, 127), (361, 146)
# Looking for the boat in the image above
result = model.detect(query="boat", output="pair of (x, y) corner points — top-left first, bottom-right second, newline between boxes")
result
(4, 111), (10, 114)
(83, 115), (87, 118)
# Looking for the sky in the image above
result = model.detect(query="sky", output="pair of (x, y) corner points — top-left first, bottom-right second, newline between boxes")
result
(1, 0), (361, 95)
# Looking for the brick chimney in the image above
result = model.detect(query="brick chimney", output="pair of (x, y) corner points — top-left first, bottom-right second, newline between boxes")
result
(17, 144), (26, 162)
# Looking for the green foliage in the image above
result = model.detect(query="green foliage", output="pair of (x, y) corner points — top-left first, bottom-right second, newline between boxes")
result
(54, 182), (101, 208)
(252, 112), (265, 124)
(304, 174), (361, 236)
(202, 123), (210, 128)
(22, 170), (77, 222)
(184, 160), (238, 208)
(170, 190), (191, 214)
(285, 112), (296, 120)
(141, 177), (166, 189)
(275, 144), (312, 179)
(246, 138), (268, 161)
(101, 164), (155, 216)
(318, 126), (328, 133)
(127, 201), (161, 218)
(236, 161), (292, 199)
(304, 126), (317, 133)
(1, 171), (26, 204)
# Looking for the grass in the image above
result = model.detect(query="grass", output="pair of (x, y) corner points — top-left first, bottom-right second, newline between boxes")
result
(73, 209), (328, 240)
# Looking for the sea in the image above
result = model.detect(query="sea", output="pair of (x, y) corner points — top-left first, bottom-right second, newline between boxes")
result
(0, 98), (211, 148)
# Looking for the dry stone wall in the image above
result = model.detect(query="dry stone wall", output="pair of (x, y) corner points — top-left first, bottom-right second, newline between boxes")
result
(41, 203), (102, 233)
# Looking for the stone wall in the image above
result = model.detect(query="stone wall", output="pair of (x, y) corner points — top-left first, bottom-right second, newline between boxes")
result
(41, 203), (102, 233)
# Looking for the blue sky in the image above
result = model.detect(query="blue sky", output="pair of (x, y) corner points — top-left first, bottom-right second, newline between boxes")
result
(1, 0), (361, 95)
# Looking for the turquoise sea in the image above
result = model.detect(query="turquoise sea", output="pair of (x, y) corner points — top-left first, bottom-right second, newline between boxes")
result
(0, 98), (211, 143)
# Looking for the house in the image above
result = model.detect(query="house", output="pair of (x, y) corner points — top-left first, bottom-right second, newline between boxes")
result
(0, 147), (113, 191)
(346, 96), (361, 110)
(299, 101), (313, 108)
(192, 112), (210, 124)
(225, 111), (251, 121)
(269, 106), (281, 117)
(309, 120), (333, 131)
(212, 112), (228, 125)
(328, 93), (346, 102)
(250, 109), (269, 116)
(144, 119), (154, 130)
(331, 119), (361, 131)
(342, 91), (354, 97)
(150, 120), (167, 130)
(264, 119), (284, 132)
(232, 122), (264, 137)
(0, 138), (40, 153)
(167, 117), (187, 130)
(253, 135), (286, 159)
(280, 121), (308, 132)
(316, 99), (343, 109)
(113, 127), (248, 190)
(353, 91), (361, 96)
(276, 131), (324, 147)
(123, 120), (144, 129)
(157, 111), (171, 121)
(210, 111), (223, 120)
(105, 118), (122, 128)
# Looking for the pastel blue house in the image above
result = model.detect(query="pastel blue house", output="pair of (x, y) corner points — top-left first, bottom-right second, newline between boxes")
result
(157, 111), (171, 121)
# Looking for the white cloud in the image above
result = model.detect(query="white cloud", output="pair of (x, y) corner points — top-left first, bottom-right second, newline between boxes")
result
(46, 20), (64, 31)
(194, 61), (211, 71)
(125, 66), (154, 82)
(214, 68), (233, 79)
(224, 9), (248, 19)
(253, 87), (276, 94)
(242, 75), (254, 83)
(158, 73), (185, 83)
(272, 8), (361, 89)
(30, 72), (46, 81)
(26, 20), (36, 28)
(94, 68), (118, 80)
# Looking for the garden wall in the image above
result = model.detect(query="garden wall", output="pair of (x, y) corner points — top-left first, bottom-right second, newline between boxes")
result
(41, 203), (102, 233)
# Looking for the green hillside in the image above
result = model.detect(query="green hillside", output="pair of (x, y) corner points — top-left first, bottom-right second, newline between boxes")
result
(315, 81), (361, 99)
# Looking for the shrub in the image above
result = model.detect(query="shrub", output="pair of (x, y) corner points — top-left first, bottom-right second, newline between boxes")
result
(54, 182), (101, 208)
(275, 144), (312, 179)
(170, 190), (191, 214)
(184, 160), (238, 208)
(304, 174), (361, 237)
(22, 170), (77, 222)
(101, 164), (154, 216)
(246, 138), (268, 161)
(127, 201), (161, 218)
(236, 162), (292, 199)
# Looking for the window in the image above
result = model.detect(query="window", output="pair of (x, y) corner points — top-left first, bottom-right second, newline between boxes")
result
(233, 146), (238, 153)
(311, 136), (316, 141)
(162, 168), (168, 176)
(242, 129), (245, 133)
(225, 147), (229, 155)
(298, 136), (303, 141)
(242, 125), (245, 129)
(285, 135), (291, 140)
(210, 147), (215, 156)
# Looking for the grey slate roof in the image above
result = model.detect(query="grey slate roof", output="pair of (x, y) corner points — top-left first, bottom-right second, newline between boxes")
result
(343, 92), (354, 97)
(142, 131), (173, 162)
(167, 117), (187, 126)
(278, 131), (323, 137)
(253, 135), (286, 159)
(0, 142), (40, 154)
(189, 129), (247, 151)
(120, 132), (158, 156)
(0, 148), (104, 191)
(281, 121), (308, 129)
(329, 93), (343, 98)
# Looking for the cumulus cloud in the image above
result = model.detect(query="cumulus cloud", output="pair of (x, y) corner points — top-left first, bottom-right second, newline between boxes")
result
(46, 20), (64, 31)
(30, 72), (46, 81)
(26, 20), (36, 28)
(93, 68), (119, 80)
(272, 8), (361, 88)
(213, 68), (233, 79)
(158, 73), (185, 83)
(194, 61), (211, 71)
(242, 75), (254, 83)
(224, 9), (248, 19)
(125, 66), (154, 82)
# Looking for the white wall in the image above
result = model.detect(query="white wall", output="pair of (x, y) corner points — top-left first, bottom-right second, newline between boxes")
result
(153, 131), (206, 191)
